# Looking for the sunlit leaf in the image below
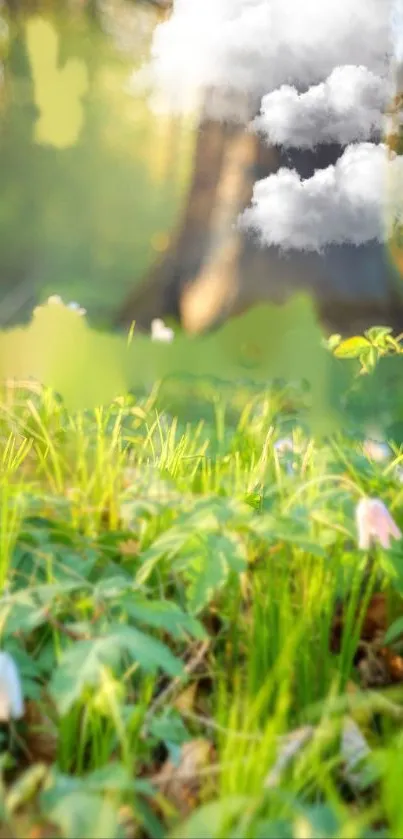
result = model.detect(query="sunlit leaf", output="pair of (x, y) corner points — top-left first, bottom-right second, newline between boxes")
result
(51, 625), (183, 714)
(334, 336), (371, 358)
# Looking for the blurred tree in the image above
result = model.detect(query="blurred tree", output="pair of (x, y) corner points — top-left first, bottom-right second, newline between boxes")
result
(116, 9), (403, 336)
(0, 0), (192, 326)
(3, 0), (403, 336)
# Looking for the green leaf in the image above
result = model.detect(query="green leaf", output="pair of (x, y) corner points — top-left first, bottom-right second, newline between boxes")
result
(110, 624), (183, 678)
(44, 791), (119, 839)
(136, 523), (196, 585)
(42, 764), (142, 801)
(80, 763), (133, 793)
(334, 337), (371, 359)
(186, 550), (228, 615)
(120, 497), (176, 527)
(0, 582), (84, 635)
(122, 597), (206, 640)
(171, 797), (250, 839)
(51, 625), (183, 713)
(296, 804), (340, 839)
(149, 708), (190, 747)
(365, 326), (393, 344)
(184, 532), (247, 614)
(136, 797), (165, 839)
(6, 764), (49, 815)
(50, 637), (120, 713)
(252, 820), (294, 839)
(384, 616), (403, 645)
(93, 576), (134, 599)
(136, 496), (251, 585)
(250, 515), (325, 556)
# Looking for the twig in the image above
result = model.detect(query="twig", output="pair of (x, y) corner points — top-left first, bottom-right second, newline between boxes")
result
(149, 760), (231, 786)
(142, 640), (210, 733)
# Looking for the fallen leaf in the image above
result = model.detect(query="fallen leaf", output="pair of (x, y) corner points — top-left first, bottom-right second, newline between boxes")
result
(152, 738), (215, 817)
(330, 593), (388, 655)
(378, 647), (403, 682)
(345, 680), (378, 734)
(331, 591), (403, 687)
(22, 700), (58, 765)
(27, 824), (60, 839)
(118, 539), (140, 557)
(341, 717), (372, 791)
(118, 805), (141, 839)
(174, 683), (198, 714)
(356, 641), (403, 688)
(362, 594), (388, 640)
(357, 649), (391, 688)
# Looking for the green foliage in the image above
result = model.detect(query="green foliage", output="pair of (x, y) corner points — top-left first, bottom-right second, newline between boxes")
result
(333, 326), (403, 373)
(1, 329), (403, 837)
(3, 295), (403, 437)
(50, 626), (183, 715)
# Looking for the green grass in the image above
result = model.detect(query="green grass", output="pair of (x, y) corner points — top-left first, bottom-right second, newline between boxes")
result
(1, 353), (403, 839)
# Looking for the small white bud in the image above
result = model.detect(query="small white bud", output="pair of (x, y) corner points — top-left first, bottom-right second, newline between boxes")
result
(274, 438), (294, 455)
(341, 717), (371, 790)
(363, 439), (390, 463)
(67, 302), (87, 316)
(0, 652), (24, 721)
(151, 318), (174, 343)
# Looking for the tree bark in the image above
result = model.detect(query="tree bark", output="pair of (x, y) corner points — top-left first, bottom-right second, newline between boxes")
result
(116, 89), (241, 329)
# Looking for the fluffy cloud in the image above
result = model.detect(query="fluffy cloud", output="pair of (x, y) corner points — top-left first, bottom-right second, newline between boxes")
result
(131, 0), (403, 249)
(391, 0), (403, 62)
(135, 0), (392, 118)
(240, 143), (403, 251)
(251, 66), (390, 148)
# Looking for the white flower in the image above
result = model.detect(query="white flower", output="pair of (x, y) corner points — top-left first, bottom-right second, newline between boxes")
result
(0, 652), (24, 721)
(341, 717), (371, 791)
(355, 497), (402, 550)
(67, 301), (87, 316)
(363, 439), (390, 463)
(274, 438), (294, 455)
(273, 437), (300, 475)
(39, 296), (86, 316)
(151, 318), (174, 343)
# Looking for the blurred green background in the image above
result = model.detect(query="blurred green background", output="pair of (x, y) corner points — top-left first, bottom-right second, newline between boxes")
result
(0, 0), (195, 328)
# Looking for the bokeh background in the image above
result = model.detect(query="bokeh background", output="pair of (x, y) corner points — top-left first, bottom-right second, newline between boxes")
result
(1, 0), (403, 337)
(0, 0), (195, 329)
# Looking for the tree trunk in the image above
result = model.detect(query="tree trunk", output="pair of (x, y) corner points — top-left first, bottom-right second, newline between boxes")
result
(115, 93), (403, 336)
(116, 89), (242, 329)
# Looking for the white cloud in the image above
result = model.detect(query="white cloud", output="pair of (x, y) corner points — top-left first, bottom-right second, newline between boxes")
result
(133, 0), (403, 250)
(251, 66), (390, 149)
(239, 143), (403, 251)
(136, 0), (393, 118)
(391, 0), (403, 62)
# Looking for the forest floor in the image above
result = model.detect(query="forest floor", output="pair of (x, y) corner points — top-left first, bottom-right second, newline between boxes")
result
(1, 328), (403, 839)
